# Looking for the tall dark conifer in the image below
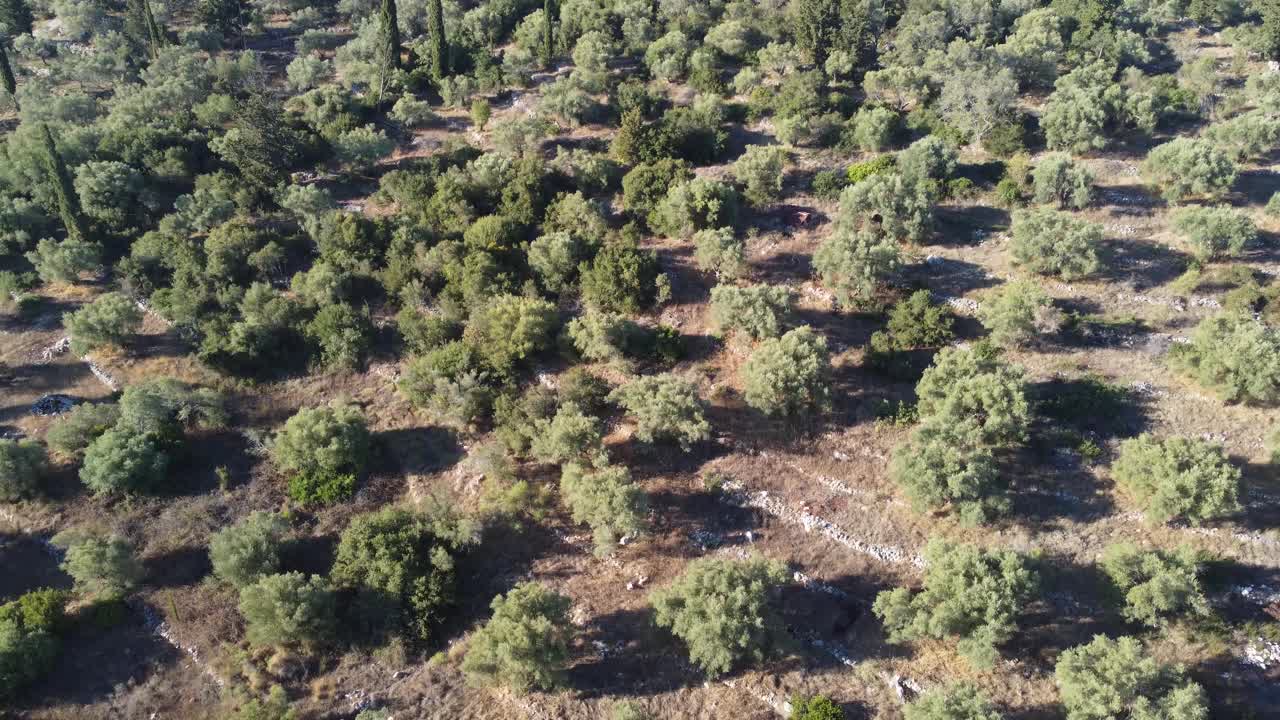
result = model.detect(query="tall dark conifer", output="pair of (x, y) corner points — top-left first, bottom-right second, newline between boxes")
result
(0, 42), (17, 110)
(377, 0), (400, 99)
(426, 0), (447, 79)
(541, 0), (553, 69)
(0, 0), (34, 37)
(39, 123), (90, 244)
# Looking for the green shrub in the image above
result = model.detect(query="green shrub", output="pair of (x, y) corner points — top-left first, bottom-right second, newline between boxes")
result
(566, 312), (645, 364)
(493, 386), (558, 454)
(1032, 153), (1093, 209)
(978, 279), (1058, 346)
(1009, 208), (1102, 281)
(559, 462), (647, 556)
(811, 169), (848, 200)
(731, 145), (787, 207)
(812, 227), (900, 308)
(25, 237), (101, 284)
(742, 326), (832, 416)
(117, 378), (227, 432)
(889, 419), (1006, 525)
(904, 684), (1001, 720)
(650, 555), (787, 677)
(1111, 434), (1241, 525)
(622, 159), (692, 223)
(608, 374), (710, 449)
(845, 154), (896, 185)
(1055, 635), (1208, 720)
(305, 302), (374, 370)
(709, 284), (792, 341)
(331, 506), (476, 642)
(209, 512), (290, 589)
(1100, 543), (1209, 627)
(692, 227), (745, 279)
(272, 402), (371, 482)
(288, 471), (356, 506)
(462, 582), (574, 692)
(580, 239), (661, 313)
(1169, 206), (1257, 262)
(897, 136), (958, 185)
(79, 426), (171, 496)
(464, 295), (559, 376)
(528, 231), (586, 295)
(848, 106), (898, 152)
(791, 695), (845, 720)
(238, 572), (336, 649)
(838, 171), (936, 243)
(0, 589), (70, 634)
(652, 177), (740, 238)
(0, 618), (58, 701)
(916, 344), (1029, 446)
(874, 538), (1038, 667)
(226, 685), (296, 720)
(397, 307), (462, 354)
(866, 289), (954, 366)
(1171, 311), (1280, 405)
(64, 292), (143, 355)
(54, 532), (143, 598)
(0, 439), (47, 501)
(530, 402), (606, 465)
(1142, 138), (1237, 203)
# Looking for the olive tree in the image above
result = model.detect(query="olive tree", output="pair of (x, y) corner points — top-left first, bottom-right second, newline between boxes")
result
(1031, 154), (1093, 209)
(530, 402), (606, 465)
(693, 227), (745, 279)
(0, 439), (47, 502)
(25, 237), (101, 284)
(904, 683), (1002, 720)
(272, 402), (371, 483)
(1055, 635), (1208, 720)
(1111, 434), (1241, 525)
(559, 462), (647, 556)
(837, 171), (936, 243)
(209, 512), (290, 589)
(897, 136), (958, 185)
(1172, 311), (1280, 405)
(330, 506), (476, 642)
(652, 177), (740, 238)
(608, 374), (709, 449)
(731, 145), (787, 207)
(79, 426), (170, 496)
(238, 572), (337, 649)
(874, 538), (1038, 667)
(650, 555), (787, 677)
(1099, 543), (1209, 627)
(709, 284), (791, 341)
(64, 292), (142, 355)
(54, 532), (143, 598)
(462, 582), (574, 693)
(1169, 206), (1256, 262)
(742, 326), (831, 416)
(812, 227), (900, 309)
(1009, 209), (1102, 281)
(915, 344), (1030, 446)
(978, 279), (1058, 346)
(889, 419), (1006, 525)
(1142, 138), (1236, 203)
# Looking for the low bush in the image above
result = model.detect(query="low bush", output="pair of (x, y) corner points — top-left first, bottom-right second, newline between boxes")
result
(1169, 206), (1257, 262)
(1111, 434), (1241, 525)
(1055, 636), (1208, 720)
(1100, 543), (1209, 627)
(1009, 209), (1102, 281)
(462, 583), (574, 692)
(209, 512), (290, 589)
(0, 439), (47, 501)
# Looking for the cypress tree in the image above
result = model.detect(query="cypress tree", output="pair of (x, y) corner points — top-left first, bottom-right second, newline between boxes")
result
(39, 123), (90, 244)
(541, 0), (553, 69)
(0, 42), (17, 111)
(0, 0), (34, 38)
(426, 0), (446, 79)
(377, 0), (400, 99)
(126, 0), (167, 60)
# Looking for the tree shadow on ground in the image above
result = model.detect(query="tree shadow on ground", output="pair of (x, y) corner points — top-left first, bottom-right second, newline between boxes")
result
(933, 205), (1011, 246)
(280, 532), (339, 577)
(1236, 169), (1280, 206)
(374, 426), (464, 476)
(0, 533), (69, 601)
(1096, 236), (1189, 290)
(566, 606), (708, 698)
(1011, 555), (1129, 672)
(19, 603), (179, 710)
(1202, 557), (1280, 623)
(143, 545), (211, 589)
(753, 251), (814, 285)
(908, 255), (1001, 297)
